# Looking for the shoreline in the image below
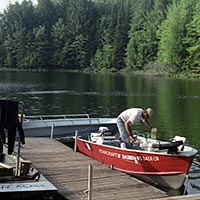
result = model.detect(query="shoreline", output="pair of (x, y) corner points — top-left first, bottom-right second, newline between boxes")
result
(0, 67), (200, 79)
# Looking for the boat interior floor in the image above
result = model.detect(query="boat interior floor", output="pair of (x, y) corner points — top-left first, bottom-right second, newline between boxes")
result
(89, 134), (185, 155)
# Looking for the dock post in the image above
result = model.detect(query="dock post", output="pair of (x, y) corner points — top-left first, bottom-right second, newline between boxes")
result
(15, 140), (21, 176)
(88, 164), (93, 200)
(184, 175), (189, 195)
(74, 130), (78, 152)
(50, 124), (55, 139)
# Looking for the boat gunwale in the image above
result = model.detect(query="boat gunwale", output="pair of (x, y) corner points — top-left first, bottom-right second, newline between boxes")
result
(77, 137), (198, 158)
(24, 113), (90, 120)
(23, 118), (117, 129)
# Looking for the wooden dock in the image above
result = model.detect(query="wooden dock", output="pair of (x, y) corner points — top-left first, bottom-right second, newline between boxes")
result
(20, 138), (167, 200)
(20, 138), (200, 200)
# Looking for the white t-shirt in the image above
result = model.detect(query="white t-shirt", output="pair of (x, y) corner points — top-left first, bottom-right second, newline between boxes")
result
(118, 108), (144, 124)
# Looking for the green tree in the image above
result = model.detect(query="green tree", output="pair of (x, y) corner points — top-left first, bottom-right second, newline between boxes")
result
(157, 0), (195, 72)
(60, 0), (98, 69)
(112, 0), (131, 70)
(184, 0), (200, 73)
(36, 0), (57, 29)
(26, 25), (49, 68)
(142, 0), (172, 65)
(0, 14), (6, 66)
(2, 0), (37, 68)
(125, 0), (154, 70)
(91, 0), (131, 71)
(90, 32), (114, 70)
(91, 2), (117, 70)
(51, 18), (68, 67)
(125, 0), (171, 71)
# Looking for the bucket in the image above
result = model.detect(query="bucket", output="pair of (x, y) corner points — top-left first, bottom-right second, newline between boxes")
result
(151, 128), (158, 139)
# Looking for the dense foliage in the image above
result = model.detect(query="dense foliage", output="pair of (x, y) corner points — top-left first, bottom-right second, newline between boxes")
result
(0, 0), (199, 75)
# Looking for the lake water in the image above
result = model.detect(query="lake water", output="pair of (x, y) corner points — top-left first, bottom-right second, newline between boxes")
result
(0, 71), (199, 195)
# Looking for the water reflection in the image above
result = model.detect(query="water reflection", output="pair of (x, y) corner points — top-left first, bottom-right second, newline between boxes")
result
(188, 156), (200, 194)
(20, 90), (156, 97)
(177, 95), (200, 99)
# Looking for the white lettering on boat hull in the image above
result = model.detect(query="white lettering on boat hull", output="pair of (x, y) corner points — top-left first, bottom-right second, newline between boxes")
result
(99, 149), (120, 158)
(98, 149), (159, 163)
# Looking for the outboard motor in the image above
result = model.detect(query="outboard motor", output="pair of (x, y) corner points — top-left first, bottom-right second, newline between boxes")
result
(90, 127), (110, 142)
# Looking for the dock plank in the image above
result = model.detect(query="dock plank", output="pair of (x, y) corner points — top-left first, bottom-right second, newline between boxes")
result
(19, 138), (179, 200)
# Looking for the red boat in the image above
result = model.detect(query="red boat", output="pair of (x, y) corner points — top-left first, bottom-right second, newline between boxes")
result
(75, 129), (198, 189)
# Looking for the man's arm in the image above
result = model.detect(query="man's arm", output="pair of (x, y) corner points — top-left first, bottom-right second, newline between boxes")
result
(143, 119), (153, 130)
(125, 120), (135, 142)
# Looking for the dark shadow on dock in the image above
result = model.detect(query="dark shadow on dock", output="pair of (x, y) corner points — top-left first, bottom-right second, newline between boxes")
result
(55, 193), (69, 200)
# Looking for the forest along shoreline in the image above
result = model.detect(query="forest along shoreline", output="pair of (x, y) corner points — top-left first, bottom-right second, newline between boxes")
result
(0, 1), (200, 78)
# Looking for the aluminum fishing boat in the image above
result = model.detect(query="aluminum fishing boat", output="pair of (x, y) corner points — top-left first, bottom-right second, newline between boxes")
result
(22, 114), (117, 138)
(75, 128), (198, 189)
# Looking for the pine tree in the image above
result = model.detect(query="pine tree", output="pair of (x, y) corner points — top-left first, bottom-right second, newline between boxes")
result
(112, 0), (130, 70)
(184, 0), (200, 73)
(157, 0), (195, 72)
(125, 0), (154, 70)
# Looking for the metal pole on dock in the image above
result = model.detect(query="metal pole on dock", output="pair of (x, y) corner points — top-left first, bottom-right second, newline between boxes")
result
(15, 102), (24, 176)
(74, 130), (78, 152)
(50, 124), (55, 139)
(88, 164), (93, 200)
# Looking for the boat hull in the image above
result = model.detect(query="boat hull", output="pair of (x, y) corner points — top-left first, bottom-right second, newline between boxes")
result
(76, 138), (196, 189)
(133, 173), (186, 190)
